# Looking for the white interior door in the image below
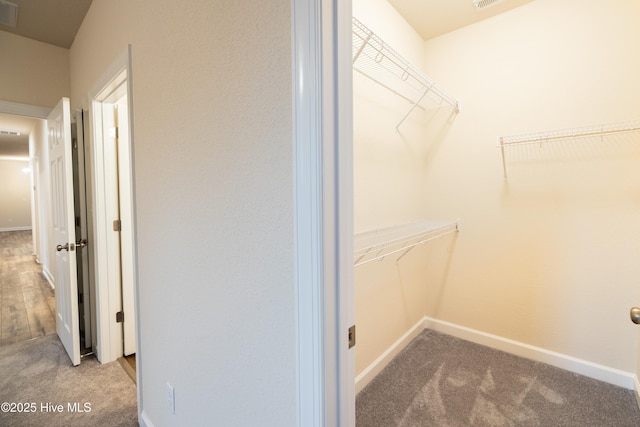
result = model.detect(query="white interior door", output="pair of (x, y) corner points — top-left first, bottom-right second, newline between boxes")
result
(48, 97), (81, 366)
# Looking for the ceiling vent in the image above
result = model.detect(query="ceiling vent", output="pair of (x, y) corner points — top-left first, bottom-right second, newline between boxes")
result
(0, 0), (18, 28)
(473, 0), (506, 10)
(0, 130), (21, 136)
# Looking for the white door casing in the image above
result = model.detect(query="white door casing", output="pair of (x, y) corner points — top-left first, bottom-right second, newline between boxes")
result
(89, 46), (138, 365)
(292, 0), (354, 425)
(48, 97), (81, 366)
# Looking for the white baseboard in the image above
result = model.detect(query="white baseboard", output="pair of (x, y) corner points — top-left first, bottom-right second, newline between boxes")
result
(0, 226), (32, 232)
(424, 316), (635, 390)
(355, 316), (636, 393)
(355, 317), (427, 394)
(42, 266), (55, 290)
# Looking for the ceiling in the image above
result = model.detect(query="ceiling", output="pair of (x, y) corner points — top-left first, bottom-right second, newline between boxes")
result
(0, 0), (532, 158)
(1, 0), (535, 49)
(0, 0), (91, 158)
(0, 0), (92, 49)
(387, 0), (536, 41)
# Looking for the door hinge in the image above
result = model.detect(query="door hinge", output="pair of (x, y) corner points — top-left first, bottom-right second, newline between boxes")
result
(109, 126), (119, 140)
(116, 311), (124, 323)
(113, 219), (122, 232)
(348, 325), (356, 349)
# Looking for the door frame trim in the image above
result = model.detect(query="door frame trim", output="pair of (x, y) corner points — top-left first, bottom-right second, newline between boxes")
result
(292, 0), (354, 425)
(87, 46), (139, 379)
(0, 100), (51, 119)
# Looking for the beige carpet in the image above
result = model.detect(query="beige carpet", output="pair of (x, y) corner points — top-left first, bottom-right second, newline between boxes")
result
(0, 334), (137, 426)
(356, 329), (640, 426)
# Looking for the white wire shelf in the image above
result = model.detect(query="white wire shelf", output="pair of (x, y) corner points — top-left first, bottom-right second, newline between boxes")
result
(498, 119), (640, 179)
(352, 17), (459, 129)
(354, 220), (459, 267)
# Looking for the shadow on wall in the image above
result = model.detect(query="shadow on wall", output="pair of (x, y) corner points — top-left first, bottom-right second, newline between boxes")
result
(354, 230), (460, 375)
(397, 105), (459, 171)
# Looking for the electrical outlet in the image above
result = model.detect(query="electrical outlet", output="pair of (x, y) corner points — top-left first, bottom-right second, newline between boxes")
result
(166, 382), (175, 414)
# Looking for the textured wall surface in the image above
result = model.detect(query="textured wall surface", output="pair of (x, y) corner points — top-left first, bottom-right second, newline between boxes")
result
(0, 160), (31, 230)
(0, 32), (69, 107)
(71, 1), (296, 425)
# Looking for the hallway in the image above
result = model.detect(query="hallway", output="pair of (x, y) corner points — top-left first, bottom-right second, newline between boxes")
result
(0, 230), (55, 347)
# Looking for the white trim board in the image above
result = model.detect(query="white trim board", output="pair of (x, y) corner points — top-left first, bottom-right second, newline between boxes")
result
(425, 317), (635, 390)
(0, 100), (51, 119)
(355, 316), (635, 394)
(42, 266), (55, 290)
(292, 0), (326, 424)
(0, 226), (32, 232)
(0, 156), (29, 161)
(292, 0), (354, 425)
(355, 317), (426, 394)
(88, 45), (135, 365)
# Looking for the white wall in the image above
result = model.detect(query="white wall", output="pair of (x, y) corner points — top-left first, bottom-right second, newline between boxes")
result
(353, 0), (432, 232)
(71, 1), (296, 425)
(419, 0), (640, 373)
(30, 120), (54, 282)
(0, 31), (70, 108)
(352, 0), (460, 377)
(0, 159), (31, 230)
(0, 32), (68, 281)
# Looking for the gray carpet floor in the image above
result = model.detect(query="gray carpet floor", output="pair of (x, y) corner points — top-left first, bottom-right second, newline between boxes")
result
(356, 329), (640, 426)
(0, 334), (137, 426)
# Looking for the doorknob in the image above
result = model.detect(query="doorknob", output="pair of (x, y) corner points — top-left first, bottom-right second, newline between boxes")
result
(76, 239), (87, 249)
(630, 307), (640, 325)
(56, 243), (75, 252)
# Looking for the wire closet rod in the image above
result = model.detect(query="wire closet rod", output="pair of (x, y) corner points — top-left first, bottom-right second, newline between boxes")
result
(354, 220), (459, 267)
(498, 118), (640, 179)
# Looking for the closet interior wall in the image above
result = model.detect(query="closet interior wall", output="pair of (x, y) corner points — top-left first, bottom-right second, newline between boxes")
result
(354, 0), (640, 387)
(420, 0), (640, 374)
(352, 0), (459, 379)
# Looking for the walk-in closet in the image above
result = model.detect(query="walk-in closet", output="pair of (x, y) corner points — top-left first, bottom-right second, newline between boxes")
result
(352, 0), (640, 424)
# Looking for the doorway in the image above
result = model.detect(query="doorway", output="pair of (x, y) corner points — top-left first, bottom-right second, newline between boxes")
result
(89, 46), (138, 366)
(0, 49), (139, 369)
(0, 107), (54, 348)
(0, 103), (94, 358)
(71, 110), (94, 355)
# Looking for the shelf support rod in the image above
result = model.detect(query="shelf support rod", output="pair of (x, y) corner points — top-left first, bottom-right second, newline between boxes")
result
(395, 246), (416, 263)
(499, 137), (508, 180)
(352, 32), (373, 64)
(396, 86), (431, 130)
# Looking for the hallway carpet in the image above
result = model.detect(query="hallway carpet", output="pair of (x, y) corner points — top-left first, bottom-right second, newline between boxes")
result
(356, 329), (640, 426)
(0, 334), (137, 427)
